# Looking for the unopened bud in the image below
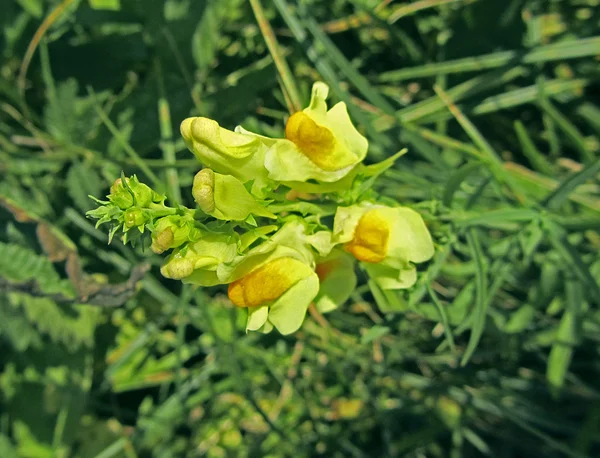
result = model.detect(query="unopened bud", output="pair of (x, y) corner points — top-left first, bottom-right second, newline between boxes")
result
(124, 208), (146, 228)
(151, 227), (174, 254)
(109, 176), (153, 209)
(192, 169), (215, 213)
(150, 215), (195, 253)
(161, 257), (194, 279)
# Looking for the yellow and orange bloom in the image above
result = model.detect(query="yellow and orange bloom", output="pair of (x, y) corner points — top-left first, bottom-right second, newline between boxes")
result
(333, 204), (434, 290)
(217, 221), (320, 335)
(263, 82), (368, 185)
(226, 254), (318, 335)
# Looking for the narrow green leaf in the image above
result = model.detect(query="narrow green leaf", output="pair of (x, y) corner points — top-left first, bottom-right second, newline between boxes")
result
(547, 276), (582, 395)
(540, 99), (594, 164)
(543, 156), (600, 211)
(461, 229), (488, 366)
(514, 120), (554, 175)
(442, 162), (481, 207)
(544, 219), (600, 305)
(361, 325), (390, 344)
(427, 284), (456, 353)
(380, 36), (600, 81)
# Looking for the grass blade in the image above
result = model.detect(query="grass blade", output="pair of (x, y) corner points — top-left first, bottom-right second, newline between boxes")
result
(461, 229), (488, 366)
(427, 284), (457, 353)
(544, 219), (600, 305)
(543, 156), (600, 210)
(380, 36), (600, 81)
(514, 120), (554, 175)
(547, 276), (582, 396)
(540, 98), (594, 164)
(250, 0), (302, 112)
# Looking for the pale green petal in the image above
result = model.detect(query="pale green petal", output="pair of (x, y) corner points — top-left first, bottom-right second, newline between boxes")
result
(268, 273), (319, 335)
(246, 305), (269, 332)
(307, 81), (329, 112)
(260, 321), (274, 334)
(315, 252), (356, 313)
(265, 139), (355, 183)
(181, 117), (258, 159)
(382, 207), (435, 263)
(183, 269), (220, 287)
(161, 232), (237, 285)
(317, 102), (368, 162)
(364, 262), (417, 290)
(199, 172), (276, 221)
(306, 231), (336, 257)
(235, 126), (278, 147)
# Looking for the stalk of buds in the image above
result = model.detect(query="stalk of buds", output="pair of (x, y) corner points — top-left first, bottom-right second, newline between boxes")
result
(88, 82), (435, 335)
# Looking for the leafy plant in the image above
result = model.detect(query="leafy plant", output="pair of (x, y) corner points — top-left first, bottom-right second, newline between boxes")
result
(1, 0), (599, 456)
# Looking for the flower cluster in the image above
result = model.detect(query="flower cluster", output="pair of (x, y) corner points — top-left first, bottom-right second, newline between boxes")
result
(88, 82), (434, 335)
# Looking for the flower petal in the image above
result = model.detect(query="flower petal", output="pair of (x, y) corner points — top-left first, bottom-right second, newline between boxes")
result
(382, 207), (435, 263)
(268, 272), (320, 335)
(227, 257), (313, 308)
(314, 252), (356, 313)
(246, 305), (269, 332)
(364, 262), (417, 290)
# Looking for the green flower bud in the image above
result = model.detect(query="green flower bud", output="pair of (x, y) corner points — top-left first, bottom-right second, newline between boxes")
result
(192, 168), (276, 221)
(180, 117), (273, 196)
(123, 207), (147, 228)
(160, 232), (238, 285)
(161, 257), (194, 279)
(151, 214), (197, 254)
(192, 168), (215, 213)
(109, 176), (153, 209)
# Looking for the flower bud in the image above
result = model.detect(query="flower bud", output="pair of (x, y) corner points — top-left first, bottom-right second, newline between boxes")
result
(109, 176), (153, 209)
(192, 169), (276, 221)
(161, 257), (194, 280)
(151, 215), (196, 254)
(192, 168), (215, 213)
(123, 207), (147, 228)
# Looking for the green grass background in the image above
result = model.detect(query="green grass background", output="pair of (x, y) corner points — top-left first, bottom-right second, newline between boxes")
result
(1, 0), (600, 456)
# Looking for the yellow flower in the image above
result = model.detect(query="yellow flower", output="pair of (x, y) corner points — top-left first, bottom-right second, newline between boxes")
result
(227, 254), (319, 335)
(334, 204), (434, 289)
(264, 82), (368, 184)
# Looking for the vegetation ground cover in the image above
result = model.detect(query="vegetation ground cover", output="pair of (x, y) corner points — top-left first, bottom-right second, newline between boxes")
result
(1, 0), (599, 456)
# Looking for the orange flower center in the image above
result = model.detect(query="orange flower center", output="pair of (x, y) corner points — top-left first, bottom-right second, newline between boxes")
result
(345, 210), (390, 263)
(285, 112), (339, 171)
(228, 257), (310, 307)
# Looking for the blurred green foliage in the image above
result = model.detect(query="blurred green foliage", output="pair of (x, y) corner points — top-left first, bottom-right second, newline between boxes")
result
(1, 0), (600, 456)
